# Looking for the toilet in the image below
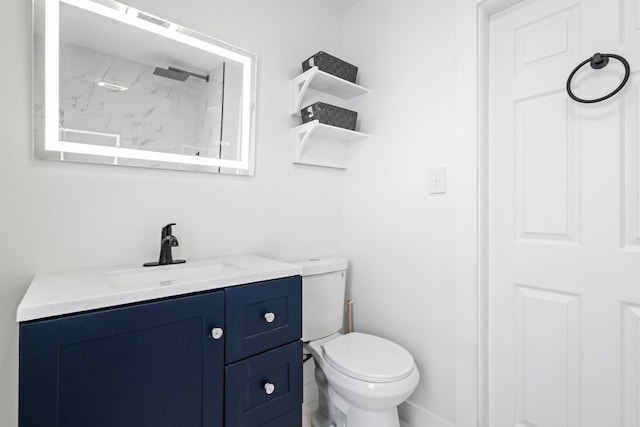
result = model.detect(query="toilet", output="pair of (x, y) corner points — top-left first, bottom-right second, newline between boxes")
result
(291, 257), (419, 427)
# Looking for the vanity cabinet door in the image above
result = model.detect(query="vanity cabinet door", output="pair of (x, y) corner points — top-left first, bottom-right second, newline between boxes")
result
(225, 276), (302, 363)
(19, 291), (225, 427)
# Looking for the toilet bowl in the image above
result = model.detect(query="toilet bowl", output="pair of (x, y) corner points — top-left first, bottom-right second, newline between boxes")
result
(305, 333), (420, 427)
(291, 257), (419, 427)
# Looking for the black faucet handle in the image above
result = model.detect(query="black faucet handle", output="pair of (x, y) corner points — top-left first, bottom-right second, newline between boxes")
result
(161, 223), (177, 238)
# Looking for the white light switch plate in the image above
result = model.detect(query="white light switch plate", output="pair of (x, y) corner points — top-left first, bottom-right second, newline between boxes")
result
(428, 167), (446, 194)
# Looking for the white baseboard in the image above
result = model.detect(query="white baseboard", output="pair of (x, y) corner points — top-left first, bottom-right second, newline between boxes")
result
(399, 400), (454, 427)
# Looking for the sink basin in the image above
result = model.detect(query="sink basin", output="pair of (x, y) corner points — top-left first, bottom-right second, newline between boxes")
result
(104, 259), (247, 289)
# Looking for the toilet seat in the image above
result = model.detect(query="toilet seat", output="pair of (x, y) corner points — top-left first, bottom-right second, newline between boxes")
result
(322, 332), (415, 383)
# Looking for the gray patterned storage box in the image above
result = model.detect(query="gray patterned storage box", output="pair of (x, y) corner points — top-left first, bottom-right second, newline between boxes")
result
(302, 51), (358, 83)
(301, 102), (358, 131)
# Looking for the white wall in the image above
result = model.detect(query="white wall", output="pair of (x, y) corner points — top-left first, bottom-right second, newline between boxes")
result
(342, 0), (458, 425)
(0, 1), (346, 425)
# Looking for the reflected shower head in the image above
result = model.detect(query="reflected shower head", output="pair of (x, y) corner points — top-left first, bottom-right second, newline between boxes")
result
(153, 67), (189, 81)
(153, 67), (209, 82)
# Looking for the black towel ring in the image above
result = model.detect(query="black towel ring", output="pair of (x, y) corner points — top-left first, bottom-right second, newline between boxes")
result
(566, 53), (630, 103)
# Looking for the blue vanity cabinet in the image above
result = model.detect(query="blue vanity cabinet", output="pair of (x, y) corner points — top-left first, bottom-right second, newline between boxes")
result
(19, 276), (303, 427)
(19, 290), (226, 427)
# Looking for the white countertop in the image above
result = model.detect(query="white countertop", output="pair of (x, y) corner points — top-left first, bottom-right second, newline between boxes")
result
(16, 254), (302, 322)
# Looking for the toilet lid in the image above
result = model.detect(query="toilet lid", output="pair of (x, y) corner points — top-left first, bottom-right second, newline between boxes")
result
(322, 332), (415, 383)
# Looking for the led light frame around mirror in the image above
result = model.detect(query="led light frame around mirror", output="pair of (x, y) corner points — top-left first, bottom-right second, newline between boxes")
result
(37, 0), (257, 174)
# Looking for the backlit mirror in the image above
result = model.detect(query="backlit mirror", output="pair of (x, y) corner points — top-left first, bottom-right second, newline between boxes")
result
(33, 0), (257, 174)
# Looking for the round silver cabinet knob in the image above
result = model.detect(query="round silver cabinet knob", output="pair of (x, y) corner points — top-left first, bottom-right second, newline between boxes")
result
(210, 327), (224, 340)
(264, 312), (276, 323)
(264, 382), (275, 395)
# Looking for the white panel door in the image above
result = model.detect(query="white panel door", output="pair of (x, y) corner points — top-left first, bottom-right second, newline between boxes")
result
(489, 0), (640, 426)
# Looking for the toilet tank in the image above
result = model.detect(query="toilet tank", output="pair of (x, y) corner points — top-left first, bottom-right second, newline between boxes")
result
(290, 257), (348, 342)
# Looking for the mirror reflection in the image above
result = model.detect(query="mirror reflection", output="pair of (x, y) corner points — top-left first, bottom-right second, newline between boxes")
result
(34, 0), (257, 174)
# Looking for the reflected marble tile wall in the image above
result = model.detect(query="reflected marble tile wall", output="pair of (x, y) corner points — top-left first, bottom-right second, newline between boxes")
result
(34, 35), (226, 170)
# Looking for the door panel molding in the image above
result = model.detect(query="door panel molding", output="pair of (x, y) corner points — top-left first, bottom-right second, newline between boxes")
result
(622, 303), (640, 427)
(514, 5), (579, 72)
(514, 285), (581, 427)
(622, 74), (640, 249)
(514, 90), (580, 244)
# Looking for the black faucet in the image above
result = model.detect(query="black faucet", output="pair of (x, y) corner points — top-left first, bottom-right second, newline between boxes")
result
(143, 223), (186, 267)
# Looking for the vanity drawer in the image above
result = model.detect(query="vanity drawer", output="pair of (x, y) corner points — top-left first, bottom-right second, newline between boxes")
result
(225, 276), (302, 362)
(225, 340), (302, 427)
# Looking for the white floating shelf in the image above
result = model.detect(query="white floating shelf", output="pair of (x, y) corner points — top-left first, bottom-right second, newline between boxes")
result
(292, 120), (368, 169)
(290, 66), (369, 115)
